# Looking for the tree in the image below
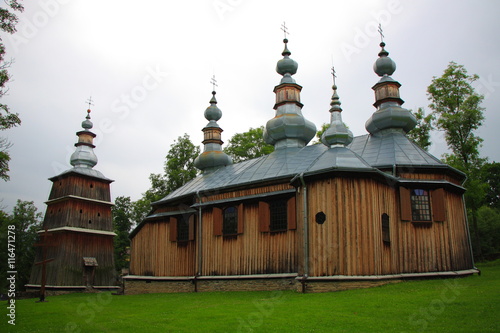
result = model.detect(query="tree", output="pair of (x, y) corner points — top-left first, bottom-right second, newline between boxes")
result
(313, 123), (329, 144)
(0, 1), (24, 181)
(0, 200), (42, 293)
(482, 162), (500, 210)
(427, 61), (485, 169)
(407, 107), (434, 151)
(427, 61), (486, 259)
(223, 126), (274, 163)
(112, 196), (133, 273)
(130, 134), (199, 226)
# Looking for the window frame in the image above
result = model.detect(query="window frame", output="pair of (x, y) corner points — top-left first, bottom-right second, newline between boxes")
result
(399, 186), (446, 223)
(258, 196), (296, 233)
(213, 204), (244, 237)
(169, 214), (195, 242)
(222, 206), (238, 236)
(410, 189), (432, 222)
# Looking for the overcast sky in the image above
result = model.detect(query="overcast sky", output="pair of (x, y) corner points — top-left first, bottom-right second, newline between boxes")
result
(1, 0), (499, 213)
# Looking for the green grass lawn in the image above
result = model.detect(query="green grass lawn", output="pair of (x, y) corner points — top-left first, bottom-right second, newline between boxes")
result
(2, 261), (499, 333)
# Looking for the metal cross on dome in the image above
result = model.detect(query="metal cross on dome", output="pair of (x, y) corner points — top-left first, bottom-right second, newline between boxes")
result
(85, 96), (94, 111)
(331, 66), (337, 85)
(281, 22), (289, 39)
(378, 23), (385, 43)
(210, 75), (218, 92)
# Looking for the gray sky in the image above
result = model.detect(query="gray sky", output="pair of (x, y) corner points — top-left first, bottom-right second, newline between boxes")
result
(2, 0), (500, 212)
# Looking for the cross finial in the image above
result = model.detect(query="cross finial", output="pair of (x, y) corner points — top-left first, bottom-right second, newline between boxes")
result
(331, 66), (337, 85)
(378, 23), (384, 43)
(85, 96), (94, 110)
(281, 21), (289, 39)
(210, 75), (218, 92)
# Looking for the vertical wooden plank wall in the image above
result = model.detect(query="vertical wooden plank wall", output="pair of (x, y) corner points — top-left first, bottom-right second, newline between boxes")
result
(129, 221), (196, 276)
(29, 232), (115, 286)
(306, 176), (472, 277)
(201, 203), (297, 276)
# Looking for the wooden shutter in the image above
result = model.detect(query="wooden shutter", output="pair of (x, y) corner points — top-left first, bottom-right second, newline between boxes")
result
(432, 188), (446, 222)
(399, 187), (412, 221)
(258, 201), (270, 232)
(287, 196), (297, 230)
(237, 203), (245, 234)
(213, 207), (223, 236)
(188, 214), (195, 241)
(169, 217), (177, 242)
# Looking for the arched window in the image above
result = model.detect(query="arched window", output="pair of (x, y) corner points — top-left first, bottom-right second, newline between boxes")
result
(223, 206), (238, 235)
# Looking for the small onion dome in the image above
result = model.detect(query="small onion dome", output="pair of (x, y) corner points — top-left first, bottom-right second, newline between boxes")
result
(373, 42), (396, 77)
(276, 38), (298, 77)
(82, 109), (93, 130)
(321, 84), (353, 147)
(204, 91), (222, 121)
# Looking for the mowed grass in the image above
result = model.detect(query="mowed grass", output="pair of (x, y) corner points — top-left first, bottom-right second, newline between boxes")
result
(3, 261), (499, 333)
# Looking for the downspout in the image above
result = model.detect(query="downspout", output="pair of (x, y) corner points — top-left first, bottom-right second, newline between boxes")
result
(299, 173), (309, 293)
(196, 191), (203, 290)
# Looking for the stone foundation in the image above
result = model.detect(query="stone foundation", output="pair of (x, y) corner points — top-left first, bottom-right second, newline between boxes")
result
(123, 270), (479, 295)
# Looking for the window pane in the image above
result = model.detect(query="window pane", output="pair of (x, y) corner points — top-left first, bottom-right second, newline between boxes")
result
(270, 199), (288, 231)
(410, 189), (431, 221)
(223, 206), (238, 235)
(177, 215), (190, 241)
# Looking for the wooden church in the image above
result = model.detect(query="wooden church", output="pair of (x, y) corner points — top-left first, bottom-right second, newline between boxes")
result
(124, 37), (478, 294)
(27, 108), (118, 294)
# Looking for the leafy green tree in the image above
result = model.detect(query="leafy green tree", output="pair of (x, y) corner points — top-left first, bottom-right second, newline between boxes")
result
(131, 134), (199, 226)
(0, 1), (24, 181)
(313, 123), (329, 144)
(223, 126), (274, 163)
(482, 162), (500, 209)
(112, 196), (133, 273)
(407, 107), (434, 151)
(427, 61), (486, 259)
(427, 61), (485, 169)
(475, 206), (500, 258)
(0, 200), (42, 293)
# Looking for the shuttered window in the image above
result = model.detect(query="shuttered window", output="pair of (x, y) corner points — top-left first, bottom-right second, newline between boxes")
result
(399, 186), (447, 223)
(411, 189), (432, 221)
(270, 199), (288, 232)
(170, 214), (195, 242)
(213, 203), (244, 236)
(259, 196), (296, 232)
(223, 206), (238, 235)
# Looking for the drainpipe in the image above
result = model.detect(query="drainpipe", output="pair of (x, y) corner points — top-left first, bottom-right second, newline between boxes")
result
(299, 173), (309, 292)
(196, 191), (203, 287)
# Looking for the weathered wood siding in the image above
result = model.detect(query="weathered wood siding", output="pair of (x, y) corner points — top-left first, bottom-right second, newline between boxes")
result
(29, 232), (115, 286)
(44, 200), (113, 231)
(49, 175), (111, 201)
(201, 202), (297, 276)
(129, 220), (196, 276)
(304, 176), (473, 277)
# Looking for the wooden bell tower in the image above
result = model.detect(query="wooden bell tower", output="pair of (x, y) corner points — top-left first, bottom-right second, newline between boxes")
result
(27, 102), (118, 293)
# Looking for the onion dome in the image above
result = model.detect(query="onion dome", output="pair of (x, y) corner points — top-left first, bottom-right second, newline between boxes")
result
(365, 41), (416, 135)
(194, 90), (233, 172)
(321, 77), (353, 147)
(70, 109), (98, 168)
(276, 38), (298, 84)
(264, 36), (316, 149)
(373, 42), (396, 77)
